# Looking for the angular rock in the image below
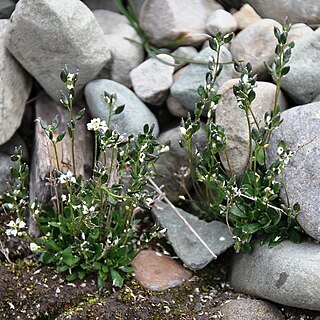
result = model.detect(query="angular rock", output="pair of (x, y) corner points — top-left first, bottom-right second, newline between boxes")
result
(130, 54), (175, 105)
(230, 19), (282, 80)
(231, 241), (320, 311)
(29, 94), (93, 236)
(233, 4), (261, 30)
(206, 9), (238, 36)
(131, 250), (193, 291)
(0, 153), (17, 194)
(267, 102), (320, 240)
(139, 0), (222, 47)
(0, 0), (16, 18)
(0, 19), (32, 145)
(0, 133), (29, 162)
(280, 29), (320, 104)
(152, 201), (234, 270)
(246, 0), (320, 25)
(216, 79), (287, 177)
(5, 0), (111, 102)
(154, 126), (206, 203)
(93, 10), (144, 88)
(219, 299), (284, 320)
(84, 79), (159, 136)
(171, 46), (233, 111)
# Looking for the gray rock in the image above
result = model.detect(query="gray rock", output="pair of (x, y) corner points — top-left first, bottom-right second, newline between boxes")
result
(230, 19), (282, 80)
(0, 133), (29, 162)
(0, 19), (32, 145)
(216, 79), (287, 177)
(219, 299), (284, 320)
(233, 4), (261, 30)
(81, 0), (120, 12)
(130, 54), (175, 105)
(267, 102), (320, 240)
(0, 153), (16, 194)
(84, 79), (159, 136)
(170, 46), (233, 111)
(166, 95), (189, 118)
(171, 46), (198, 71)
(280, 29), (320, 105)
(152, 201), (234, 269)
(131, 250), (193, 291)
(0, 0), (16, 18)
(154, 126), (206, 203)
(139, 0), (222, 47)
(231, 241), (320, 311)
(287, 23), (314, 43)
(93, 10), (144, 88)
(5, 0), (111, 103)
(246, 0), (320, 25)
(206, 9), (238, 36)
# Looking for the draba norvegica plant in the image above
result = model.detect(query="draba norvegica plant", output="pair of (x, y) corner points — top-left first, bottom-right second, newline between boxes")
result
(2, 67), (163, 288)
(180, 19), (303, 252)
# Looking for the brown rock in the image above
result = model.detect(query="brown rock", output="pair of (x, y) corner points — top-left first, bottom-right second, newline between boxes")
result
(131, 250), (193, 291)
(233, 4), (261, 30)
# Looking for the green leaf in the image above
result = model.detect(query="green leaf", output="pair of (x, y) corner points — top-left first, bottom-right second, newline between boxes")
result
(230, 203), (246, 218)
(242, 223), (261, 234)
(223, 32), (234, 44)
(66, 272), (78, 281)
(274, 26), (281, 40)
(78, 270), (86, 280)
(10, 168), (19, 179)
(111, 269), (124, 288)
(114, 104), (125, 115)
(60, 69), (68, 83)
(76, 108), (86, 121)
(289, 229), (301, 243)
(281, 66), (290, 76)
(293, 202), (300, 212)
(44, 239), (62, 252)
(56, 131), (66, 142)
(61, 247), (80, 267)
(256, 148), (265, 166)
(39, 252), (55, 264)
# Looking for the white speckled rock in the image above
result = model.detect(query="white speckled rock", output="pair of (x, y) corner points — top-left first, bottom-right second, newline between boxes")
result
(206, 9), (238, 36)
(216, 79), (287, 177)
(5, 0), (111, 102)
(230, 19), (282, 80)
(130, 54), (175, 105)
(93, 10), (144, 88)
(0, 19), (32, 145)
(84, 79), (159, 136)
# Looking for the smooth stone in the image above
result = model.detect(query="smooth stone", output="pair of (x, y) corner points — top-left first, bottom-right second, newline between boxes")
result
(0, 0), (15, 18)
(230, 19), (282, 80)
(233, 4), (261, 30)
(287, 23), (314, 43)
(231, 241), (320, 311)
(0, 133), (29, 162)
(219, 299), (284, 320)
(280, 29), (320, 104)
(84, 79), (159, 136)
(81, 0), (120, 12)
(166, 95), (189, 118)
(139, 0), (222, 47)
(171, 46), (198, 71)
(5, 0), (111, 102)
(267, 102), (320, 240)
(154, 125), (206, 203)
(206, 9), (238, 36)
(152, 201), (234, 270)
(216, 79), (287, 177)
(94, 10), (144, 87)
(246, 0), (320, 25)
(130, 54), (175, 105)
(131, 250), (193, 291)
(171, 46), (233, 112)
(0, 153), (17, 194)
(0, 19), (32, 145)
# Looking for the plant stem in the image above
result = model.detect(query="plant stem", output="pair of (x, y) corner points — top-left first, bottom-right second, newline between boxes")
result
(51, 141), (60, 171)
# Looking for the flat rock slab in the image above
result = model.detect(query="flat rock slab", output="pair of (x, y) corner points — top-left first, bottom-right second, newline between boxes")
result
(152, 201), (234, 270)
(231, 241), (320, 311)
(219, 299), (284, 320)
(131, 250), (193, 291)
(280, 29), (320, 104)
(84, 79), (159, 136)
(0, 19), (32, 145)
(171, 46), (233, 111)
(267, 102), (320, 240)
(5, 0), (111, 102)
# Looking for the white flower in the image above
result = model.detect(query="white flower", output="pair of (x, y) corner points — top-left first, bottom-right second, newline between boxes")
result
(87, 118), (108, 133)
(5, 218), (26, 238)
(61, 194), (67, 202)
(159, 145), (170, 153)
(59, 170), (76, 184)
(29, 242), (40, 252)
(242, 74), (249, 84)
(180, 127), (187, 135)
(277, 146), (284, 155)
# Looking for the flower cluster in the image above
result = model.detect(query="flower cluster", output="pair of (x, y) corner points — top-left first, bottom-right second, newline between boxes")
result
(58, 170), (76, 184)
(5, 218), (26, 237)
(87, 118), (108, 134)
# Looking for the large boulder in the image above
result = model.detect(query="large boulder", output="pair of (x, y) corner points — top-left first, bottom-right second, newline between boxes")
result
(216, 79), (287, 177)
(84, 79), (159, 136)
(171, 46), (233, 111)
(93, 10), (144, 88)
(5, 0), (111, 102)
(267, 102), (320, 240)
(246, 0), (320, 25)
(280, 29), (320, 105)
(231, 241), (320, 311)
(0, 19), (32, 145)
